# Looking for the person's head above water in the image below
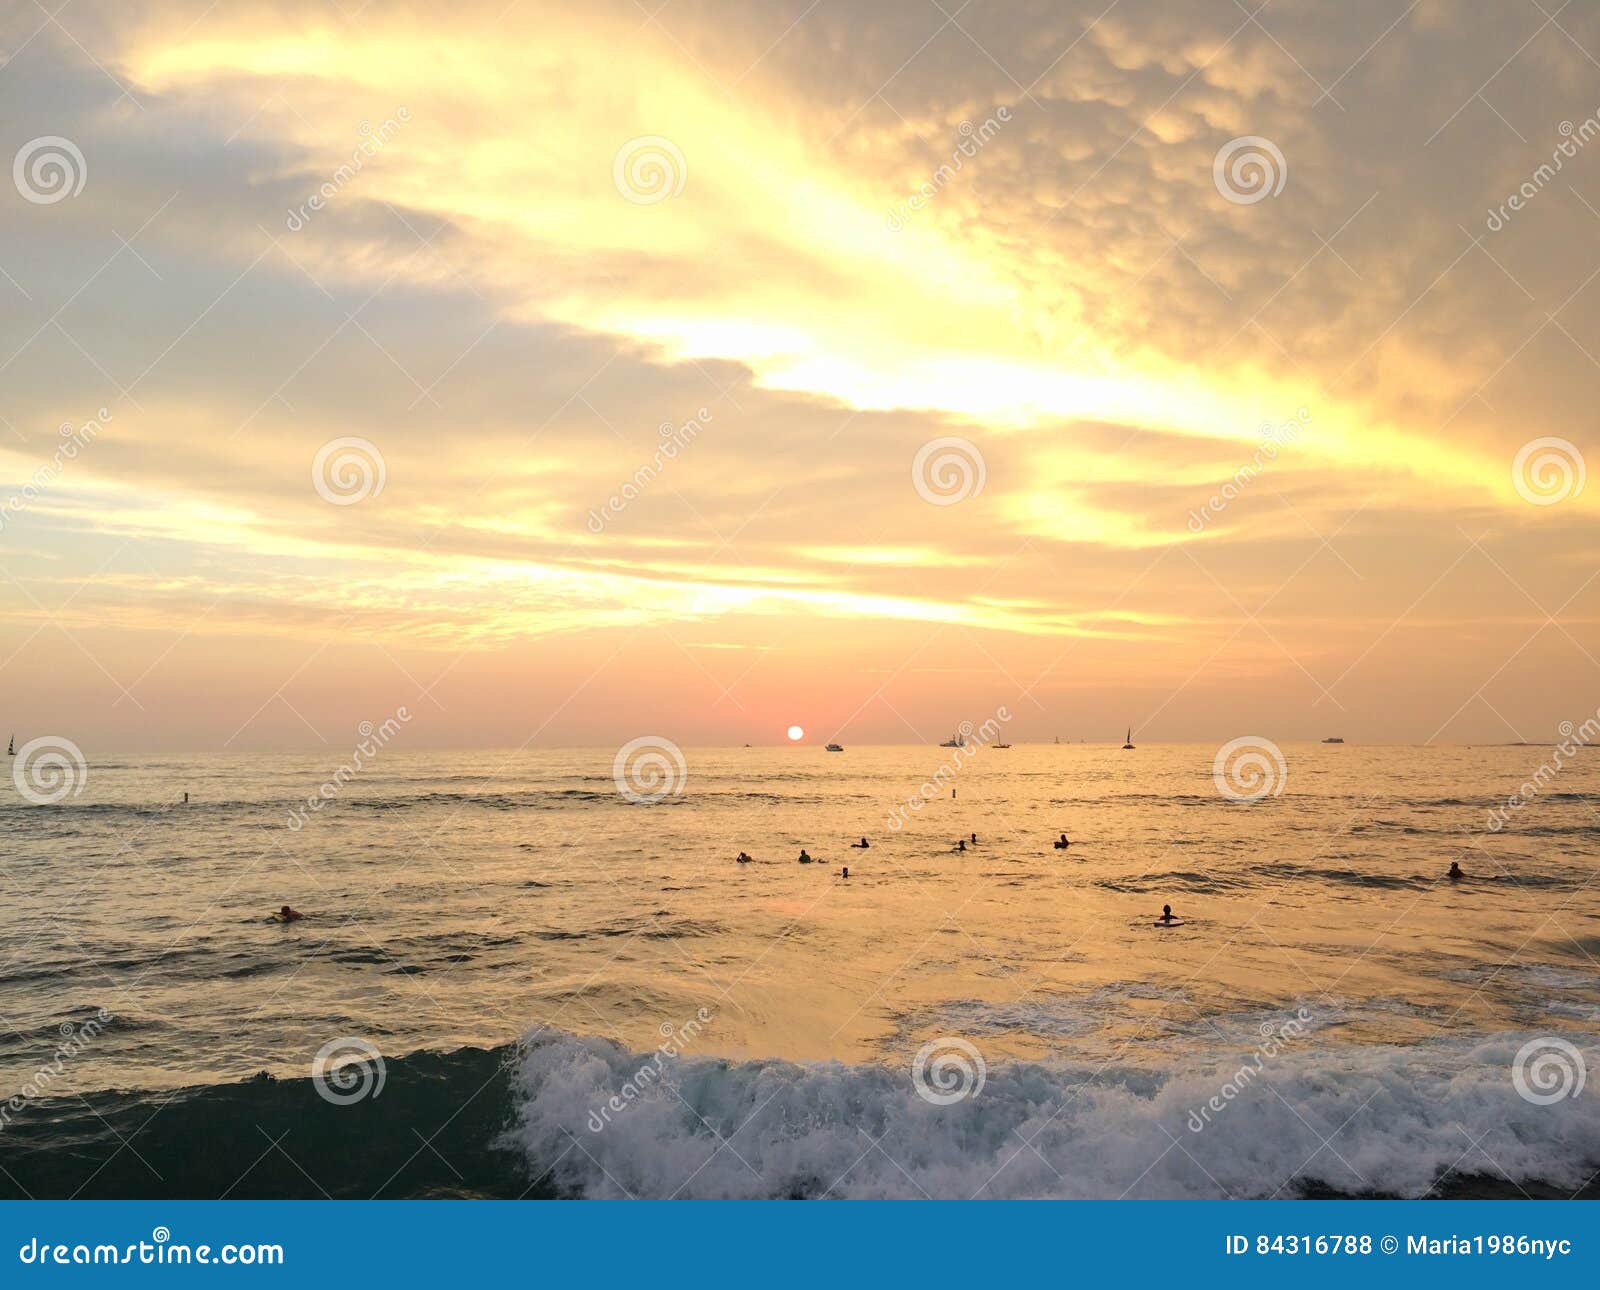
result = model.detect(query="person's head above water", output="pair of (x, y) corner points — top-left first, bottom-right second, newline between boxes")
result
(1163, 904), (1171, 916)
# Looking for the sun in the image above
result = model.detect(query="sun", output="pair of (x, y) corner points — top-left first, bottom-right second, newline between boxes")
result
(786, 725), (804, 741)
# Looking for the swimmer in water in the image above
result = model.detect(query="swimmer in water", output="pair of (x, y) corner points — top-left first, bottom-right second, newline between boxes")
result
(1157, 904), (1176, 925)
(1447, 861), (1463, 880)
(841, 866), (849, 879)
(969, 833), (977, 845)
(852, 837), (869, 848)
(955, 839), (966, 852)
(798, 849), (813, 864)
(276, 904), (303, 923)
(1053, 833), (1070, 849)
(736, 852), (753, 863)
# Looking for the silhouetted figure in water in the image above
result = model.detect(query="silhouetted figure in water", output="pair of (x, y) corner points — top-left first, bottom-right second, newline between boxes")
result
(275, 904), (303, 923)
(841, 866), (849, 879)
(969, 833), (978, 845)
(1447, 861), (1463, 881)
(1156, 904), (1176, 925)
(798, 849), (813, 864)
(852, 837), (869, 848)
(183, 792), (188, 804)
(736, 852), (753, 863)
(955, 839), (966, 852)
(1053, 833), (1070, 849)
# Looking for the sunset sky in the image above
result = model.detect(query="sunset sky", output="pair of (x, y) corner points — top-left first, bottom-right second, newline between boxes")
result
(1, 0), (1597, 750)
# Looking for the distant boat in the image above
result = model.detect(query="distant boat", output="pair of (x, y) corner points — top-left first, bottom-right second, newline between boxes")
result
(939, 731), (962, 748)
(5, 735), (11, 756)
(825, 743), (844, 752)
(1322, 737), (1345, 744)
(1054, 735), (1060, 745)
(1121, 726), (1135, 749)
(994, 743), (1011, 749)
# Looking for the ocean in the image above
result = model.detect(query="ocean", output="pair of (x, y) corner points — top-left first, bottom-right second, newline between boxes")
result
(2, 741), (1597, 1198)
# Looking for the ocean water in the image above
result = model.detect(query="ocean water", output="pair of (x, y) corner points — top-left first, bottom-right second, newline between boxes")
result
(1, 742), (1597, 1199)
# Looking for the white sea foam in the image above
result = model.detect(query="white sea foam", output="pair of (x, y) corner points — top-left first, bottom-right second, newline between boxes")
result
(503, 1029), (1600, 1199)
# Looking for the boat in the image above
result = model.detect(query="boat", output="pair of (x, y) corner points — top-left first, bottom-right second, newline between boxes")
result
(825, 743), (844, 752)
(939, 732), (962, 747)
(1121, 726), (1135, 750)
(1322, 737), (1344, 744)
(994, 743), (1011, 749)
(5, 735), (11, 756)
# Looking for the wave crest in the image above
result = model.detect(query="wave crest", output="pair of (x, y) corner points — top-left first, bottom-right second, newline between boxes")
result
(501, 1029), (1600, 1199)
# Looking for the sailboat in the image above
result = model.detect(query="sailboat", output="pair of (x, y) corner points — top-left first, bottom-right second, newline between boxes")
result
(6, 735), (12, 756)
(1121, 726), (1135, 749)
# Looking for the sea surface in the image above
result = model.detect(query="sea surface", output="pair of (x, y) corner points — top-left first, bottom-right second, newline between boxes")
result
(1, 742), (1597, 1199)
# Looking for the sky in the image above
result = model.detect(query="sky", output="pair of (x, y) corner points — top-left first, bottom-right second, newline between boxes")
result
(0, 0), (1597, 751)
